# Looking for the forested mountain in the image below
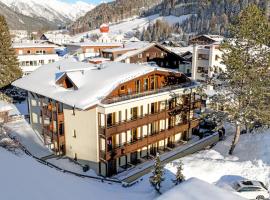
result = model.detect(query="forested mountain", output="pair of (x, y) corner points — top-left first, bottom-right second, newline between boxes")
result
(70, 0), (163, 34)
(70, 0), (270, 36)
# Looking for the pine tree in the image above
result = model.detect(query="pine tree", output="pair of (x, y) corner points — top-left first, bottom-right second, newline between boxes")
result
(149, 153), (164, 194)
(213, 4), (270, 155)
(175, 161), (185, 185)
(0, 15), (22, 100)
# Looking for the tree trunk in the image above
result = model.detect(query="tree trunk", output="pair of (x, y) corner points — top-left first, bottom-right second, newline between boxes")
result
(229, 123), (241, 155)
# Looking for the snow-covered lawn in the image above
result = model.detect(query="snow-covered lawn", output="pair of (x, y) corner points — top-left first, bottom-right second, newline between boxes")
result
(166, 130), (270, 192)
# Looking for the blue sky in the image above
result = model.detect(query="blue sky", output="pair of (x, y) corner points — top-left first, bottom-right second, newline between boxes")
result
(62, 0), (110, 4)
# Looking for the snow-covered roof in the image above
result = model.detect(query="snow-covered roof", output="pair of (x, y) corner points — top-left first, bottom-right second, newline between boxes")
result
(114, 43), (181, 62)
(102, 41), (150, 53)
(88, 57), (111, 62)
(156, 178), (245, 200)
(13, 58), (178, 110)
(12, 42), (58, 49)
(66, 42), (122, 47)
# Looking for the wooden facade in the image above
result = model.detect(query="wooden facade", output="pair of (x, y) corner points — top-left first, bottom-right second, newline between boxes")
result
(104, 70), (190, 102)
(98, 71), (201, 176)
(14, 47), (55, 55)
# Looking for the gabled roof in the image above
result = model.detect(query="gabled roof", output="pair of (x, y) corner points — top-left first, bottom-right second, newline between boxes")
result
(12, 42), (58, 49)
(12, 58), (178, 110)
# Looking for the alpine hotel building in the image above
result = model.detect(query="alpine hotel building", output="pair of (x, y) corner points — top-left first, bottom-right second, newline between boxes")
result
(13, 59), (201, 177)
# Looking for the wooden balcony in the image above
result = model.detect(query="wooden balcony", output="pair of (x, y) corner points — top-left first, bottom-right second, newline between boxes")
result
(42, 106), (64, 122)
(99, 104), (193, 137)
(101, 110), (167, 137)
(104, 122), (189, 160)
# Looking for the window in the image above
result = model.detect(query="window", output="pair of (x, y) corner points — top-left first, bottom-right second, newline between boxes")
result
(131, 107), (138, 119)
(107, 112), (116, 127)
(198, 54), (209, 60)
(135, 80), (141, 93)
(120, 85), (125, 92)
(27, 50), (31, 54)
(138, 53), (142, 58)
(143, 78), (149, 91)
(118, 111), (122, 122)
(18, 50), (23, 55)
(73, 130), (76, 138)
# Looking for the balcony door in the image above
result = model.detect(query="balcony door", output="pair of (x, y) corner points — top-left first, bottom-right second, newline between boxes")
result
(107, 112), (116, 127)
(131, 107), (138, 119)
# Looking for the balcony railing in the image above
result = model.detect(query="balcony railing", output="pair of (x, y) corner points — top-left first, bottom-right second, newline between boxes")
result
(102, 81), (197, 104)
(103, 121), (192, 160)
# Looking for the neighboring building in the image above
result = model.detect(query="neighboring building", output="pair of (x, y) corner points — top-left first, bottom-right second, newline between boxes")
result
(40, 32), (72, 45)
(189, 35), (224, 45)
(65, 42), (122, 61)
(12, 41), (60, 75)
(96, 24), (124, 43)
(103, 42), (186, 70)
(165, 46), (193, 77)
(191, 43), (225, 93)
(13, 59), (202, 177)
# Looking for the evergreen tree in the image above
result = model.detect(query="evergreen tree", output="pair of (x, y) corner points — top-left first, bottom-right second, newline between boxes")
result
(149, 153), (164, 194)
(0, 15), (22, 100)
(213, 4), (270, 155)
(174, 161), (185, 185)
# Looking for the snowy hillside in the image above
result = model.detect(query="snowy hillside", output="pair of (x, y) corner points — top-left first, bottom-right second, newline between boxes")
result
(72, 14), (193, 42)
(0, 0), (95, 24)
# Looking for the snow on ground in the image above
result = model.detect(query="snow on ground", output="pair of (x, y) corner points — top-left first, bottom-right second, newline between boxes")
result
(72, 14), (194, 42)
(166, 130), (270, 192)
(5, 119), (52, 158)
(2, 100), (270, 199)
(156, 178), (245, 200)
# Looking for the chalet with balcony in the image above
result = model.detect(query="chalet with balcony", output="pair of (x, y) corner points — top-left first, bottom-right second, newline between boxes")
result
(13, 59), (202, 177)
(102, 42), (186, 70)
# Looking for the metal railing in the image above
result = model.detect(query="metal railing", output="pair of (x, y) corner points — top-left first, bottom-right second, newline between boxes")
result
(102, 82), (196, 104)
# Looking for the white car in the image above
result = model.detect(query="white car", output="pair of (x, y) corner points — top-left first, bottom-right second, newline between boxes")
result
(233, 180), (269, 199)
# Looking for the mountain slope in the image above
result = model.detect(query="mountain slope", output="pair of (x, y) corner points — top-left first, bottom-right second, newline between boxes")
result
(0, 0), (95, 27)
(0, 1), (57, 30)
(70, 0), (162, 34)
(70, 0), (269, 36)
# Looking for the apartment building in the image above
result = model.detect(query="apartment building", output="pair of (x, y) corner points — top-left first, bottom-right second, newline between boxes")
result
(191, 42), (225, 93)
(13, 41), (60, 75)
(13, 59), (201, 177)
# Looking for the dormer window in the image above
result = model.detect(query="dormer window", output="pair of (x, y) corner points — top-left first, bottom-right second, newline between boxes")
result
(55, 73), (78, 90)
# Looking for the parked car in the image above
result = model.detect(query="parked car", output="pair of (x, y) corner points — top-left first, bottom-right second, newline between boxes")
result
(233, 180), (269, 200)
(193, 119), (225, 140)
